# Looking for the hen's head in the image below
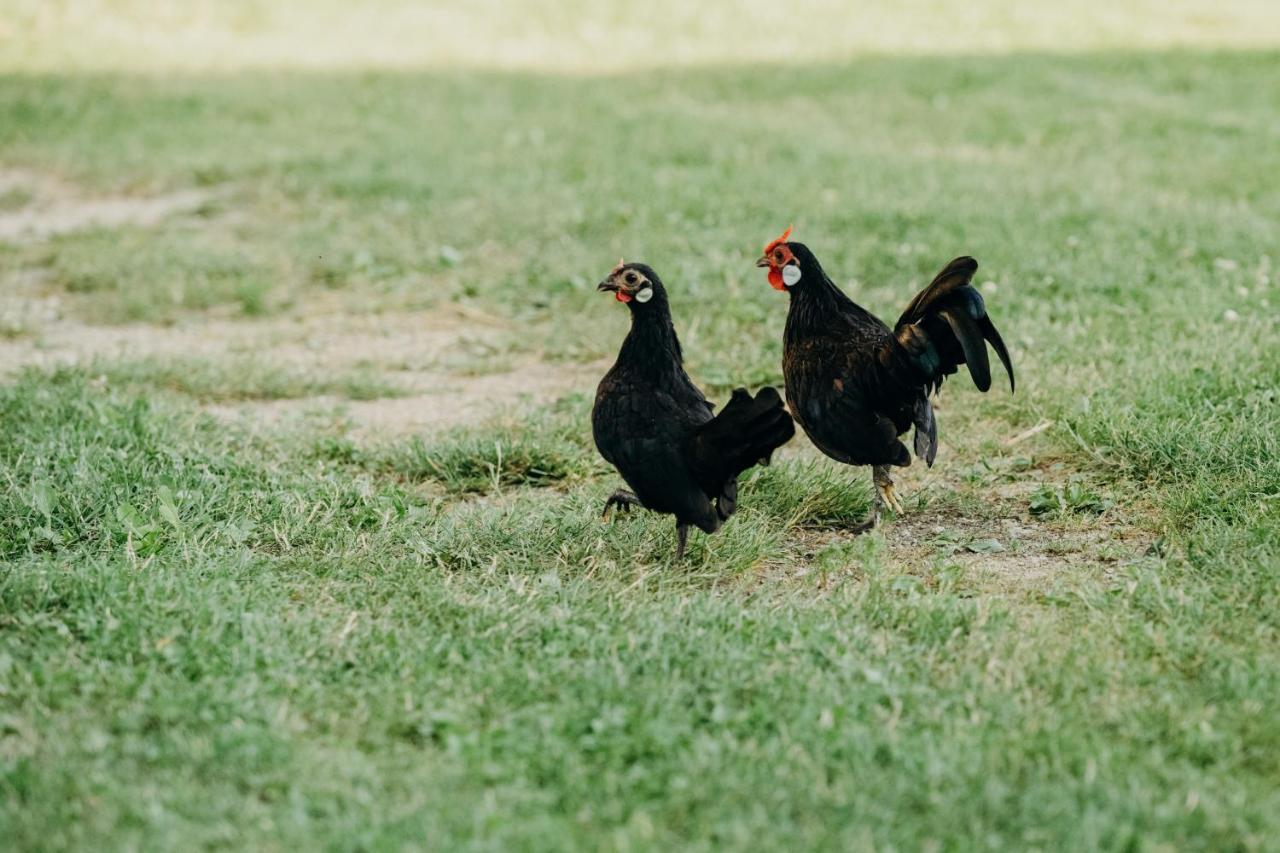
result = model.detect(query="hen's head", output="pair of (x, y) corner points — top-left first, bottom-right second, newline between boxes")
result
(756, 225), (819, 292)
(597, 260), (664, 308)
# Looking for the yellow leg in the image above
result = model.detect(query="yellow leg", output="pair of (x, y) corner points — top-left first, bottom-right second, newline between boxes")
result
(879, 482), (905, 514)
(873, 466), (906, 515)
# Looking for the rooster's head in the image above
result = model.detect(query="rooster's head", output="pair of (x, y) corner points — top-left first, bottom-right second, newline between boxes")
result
(756, 225), (803, 291)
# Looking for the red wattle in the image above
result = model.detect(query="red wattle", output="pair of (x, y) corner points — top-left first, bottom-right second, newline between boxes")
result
(616, 291), (632, 302)
(768, 268), (785, 291)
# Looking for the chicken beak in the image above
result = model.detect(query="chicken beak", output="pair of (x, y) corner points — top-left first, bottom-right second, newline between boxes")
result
(755, 255), (771, 268)
(598, 277), (634, 303)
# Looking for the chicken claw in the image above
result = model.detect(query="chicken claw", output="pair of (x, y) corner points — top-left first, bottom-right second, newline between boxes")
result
(602, 488), (639, 521)
(873, 465), (906, 515)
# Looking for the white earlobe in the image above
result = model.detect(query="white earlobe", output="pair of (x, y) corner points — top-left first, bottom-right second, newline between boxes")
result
(635, 287), (653, 303)
(782, 265), (802, 287)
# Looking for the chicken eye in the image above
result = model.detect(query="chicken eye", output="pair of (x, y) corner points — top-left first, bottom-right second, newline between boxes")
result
(625, 273), (637, 284)
(774, 250), (784, 263)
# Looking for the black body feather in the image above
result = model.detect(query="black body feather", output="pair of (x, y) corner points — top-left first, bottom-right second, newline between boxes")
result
(593, 264), (795, 551)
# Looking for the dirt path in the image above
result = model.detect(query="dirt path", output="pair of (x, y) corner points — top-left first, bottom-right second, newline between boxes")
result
(0, 167), (602, 434)
(1, 299), (601, 435)
(0, 169), (210, 241)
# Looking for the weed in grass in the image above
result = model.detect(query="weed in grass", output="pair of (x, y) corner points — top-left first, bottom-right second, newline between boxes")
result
(1029, 478), (1116, 519)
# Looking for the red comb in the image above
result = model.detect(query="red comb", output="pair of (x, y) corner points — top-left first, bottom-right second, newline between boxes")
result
(763, 225), (793, 254)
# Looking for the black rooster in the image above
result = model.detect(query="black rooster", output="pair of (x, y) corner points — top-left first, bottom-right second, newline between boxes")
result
(593, 260), (795, 559)
(757, 227), (1014, 528)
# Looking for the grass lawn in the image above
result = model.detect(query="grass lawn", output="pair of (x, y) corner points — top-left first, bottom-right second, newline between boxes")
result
(1, 3), (1279, 849)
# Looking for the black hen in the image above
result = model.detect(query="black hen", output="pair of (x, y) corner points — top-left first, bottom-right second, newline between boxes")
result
(593, 260), (795, 558)
(757, 228), (1014, 527)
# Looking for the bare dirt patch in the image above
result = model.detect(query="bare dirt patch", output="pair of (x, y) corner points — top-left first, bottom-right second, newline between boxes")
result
(192, 304), (603, 437)
(0, 169), (210, 242)
(204, 360), (598, 441)
(0, 171), (598, 432)
(1, 286), (601, 435)
(783, 432), (1150, 592)
(794, 497), (1146, 593)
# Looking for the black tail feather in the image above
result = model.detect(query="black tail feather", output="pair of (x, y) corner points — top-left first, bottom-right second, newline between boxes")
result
(912, 396), (938, 466)
(978, 315), (1015, 392)
(690, 386), (795, 515)
(941, 305), (991, 392)
(893, 256), (1014, 395)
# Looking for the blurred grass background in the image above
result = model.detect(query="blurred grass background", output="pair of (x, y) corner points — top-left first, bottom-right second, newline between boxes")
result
(4, 0), (1280, 71)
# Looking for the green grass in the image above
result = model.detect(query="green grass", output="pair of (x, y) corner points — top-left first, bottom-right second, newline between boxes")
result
(3, 373), (1277, 850)
(360, 398), (604, 494)
(34, 225), (279, 323)
(2, 4), (1280, 848)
